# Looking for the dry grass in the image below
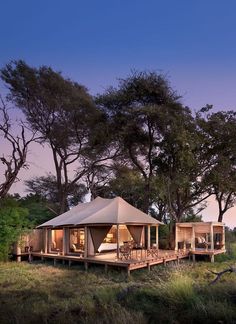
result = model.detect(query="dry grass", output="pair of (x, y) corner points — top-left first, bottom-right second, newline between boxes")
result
(1, 257), (236, 324)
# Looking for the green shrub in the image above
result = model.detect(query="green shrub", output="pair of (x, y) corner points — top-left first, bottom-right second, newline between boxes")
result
(0, 197), (30, 261)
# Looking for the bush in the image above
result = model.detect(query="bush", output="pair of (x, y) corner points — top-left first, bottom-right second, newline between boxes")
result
(0, 197), (30, 261)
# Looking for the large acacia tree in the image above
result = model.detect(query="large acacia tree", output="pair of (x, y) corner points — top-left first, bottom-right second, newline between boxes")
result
(97, 71), (185, 215)
(1, 60), (106, 213)
(97, 71), (216, 222)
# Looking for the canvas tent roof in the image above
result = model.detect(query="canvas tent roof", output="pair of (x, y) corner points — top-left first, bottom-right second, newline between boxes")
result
(38, 196), (162, 228)
(176, 222), (225, 227)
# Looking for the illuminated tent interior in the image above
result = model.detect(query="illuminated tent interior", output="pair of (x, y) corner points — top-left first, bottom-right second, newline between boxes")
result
(175, 222), (225, 251)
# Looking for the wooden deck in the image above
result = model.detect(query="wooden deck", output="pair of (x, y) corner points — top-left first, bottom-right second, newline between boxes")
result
(192, 248), (226, 255)
(14, 247), (226, 275)
(28, 249), (189, 275)
(190, 248), (226, 262)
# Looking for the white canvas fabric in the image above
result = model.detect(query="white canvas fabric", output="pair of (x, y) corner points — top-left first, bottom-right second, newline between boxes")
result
(38, 196), (162, 227)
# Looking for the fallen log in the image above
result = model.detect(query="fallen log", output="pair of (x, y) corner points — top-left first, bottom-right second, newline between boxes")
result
(209, 265), (236, 285)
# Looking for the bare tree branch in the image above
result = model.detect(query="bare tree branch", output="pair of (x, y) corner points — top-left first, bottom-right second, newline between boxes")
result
(0, 97), (38, 198)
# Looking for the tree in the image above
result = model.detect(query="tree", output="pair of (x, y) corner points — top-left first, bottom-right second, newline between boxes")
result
(198, 109), (236, 221)
(97, 71), (183, 214)
(97, 165), (147, 208)
(97, 71), (212, 222)
(0, 96), (37, 198)
(18, 193), (56, 225)
(152, 111), (212, 222)
(181, 208), (203, 222)
(1, 60), (103, 213)
(25, 174), (87, 213)
(84, 164), (114, 200)
(209, 157), (236, 222)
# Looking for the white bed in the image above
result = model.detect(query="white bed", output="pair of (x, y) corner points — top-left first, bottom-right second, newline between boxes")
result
(98, 243), (117, 253)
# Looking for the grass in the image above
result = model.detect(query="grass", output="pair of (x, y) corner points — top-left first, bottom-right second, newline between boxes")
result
(1, 253), (236, 323)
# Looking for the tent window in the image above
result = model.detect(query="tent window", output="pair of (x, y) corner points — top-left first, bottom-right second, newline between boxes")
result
(103, 225), (133, 245)
(103, 226), (117, 243)
(69, 228), (85, 253)
(50, 229), (63, 252)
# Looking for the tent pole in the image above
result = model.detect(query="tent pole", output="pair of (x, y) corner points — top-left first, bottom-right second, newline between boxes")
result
(147, 225), (151, 249)
(156, 226), (158, 247)
(62, 227), (66, 256)
(117, 224), (120, 259)
(44, 228), (48, 254)
(192, 224), (195, 251)
(84, 226), (88, 258)
(222, 225), (225, 249)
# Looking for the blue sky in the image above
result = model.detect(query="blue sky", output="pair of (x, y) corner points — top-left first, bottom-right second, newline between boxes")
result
(1, 0), (236, 225)
(1, 0), (236, 110)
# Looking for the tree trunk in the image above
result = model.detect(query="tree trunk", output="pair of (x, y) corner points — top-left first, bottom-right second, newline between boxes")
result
(168, 222), (176, 249)
(218, 212), (224, 222)
(142, 181), (151, 214)
(59, 191), (69, 214)
(175, 209), (183, 223)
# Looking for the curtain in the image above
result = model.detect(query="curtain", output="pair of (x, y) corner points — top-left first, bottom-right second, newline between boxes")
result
(89, 226), (112, 252)
(127, 225), (144, 244)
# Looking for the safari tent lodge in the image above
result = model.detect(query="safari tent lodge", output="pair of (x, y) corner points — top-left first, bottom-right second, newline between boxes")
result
(14, 197), (226, 274)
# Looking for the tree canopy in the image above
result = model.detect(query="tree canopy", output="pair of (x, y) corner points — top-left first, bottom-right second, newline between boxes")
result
(1, 60), (105, 213)
(1, 64), (236, 225)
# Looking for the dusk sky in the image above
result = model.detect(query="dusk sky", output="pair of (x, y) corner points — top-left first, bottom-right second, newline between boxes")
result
(1, 0), (236, 226)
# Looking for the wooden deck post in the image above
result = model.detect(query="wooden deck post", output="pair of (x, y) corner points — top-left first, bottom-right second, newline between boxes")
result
(105, 264), (108, 273)
(147, 225), (151, 249)
(177, 255), (179, 265)
(175, 224), (178, 251)
(16, 244), (21, 262)
(127, 266), (130, 277)
(163, 258), (166, 266)
(117, 224), (120, 259)
(84, 261), (88, 271)
(44, 228), (48, 254)
(147, 262), (151, 272)
(192, 224), (195, 251)
(210, 223), (214, 251)
(210, 254), (214, 263)
(84, 226), (88, 258)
